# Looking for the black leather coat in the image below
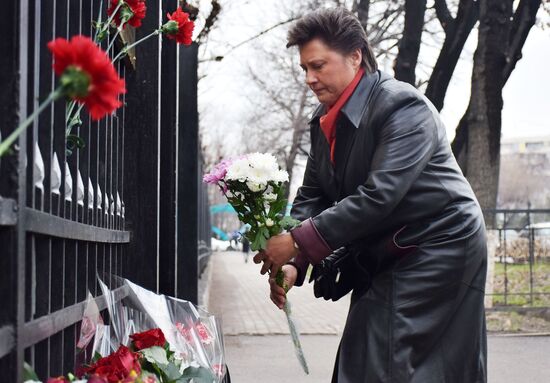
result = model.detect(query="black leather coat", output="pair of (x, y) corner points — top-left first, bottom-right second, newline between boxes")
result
(290, 71), (488, 382)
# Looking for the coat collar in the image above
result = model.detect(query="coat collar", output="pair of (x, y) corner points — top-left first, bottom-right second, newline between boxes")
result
(309, 70), (380, 129)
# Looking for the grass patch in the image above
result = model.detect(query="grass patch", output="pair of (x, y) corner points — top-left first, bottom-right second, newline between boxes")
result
(491, 262), (550, 307)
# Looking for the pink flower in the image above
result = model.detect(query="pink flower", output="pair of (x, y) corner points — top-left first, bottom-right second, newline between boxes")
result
(203, 159), (233, 184)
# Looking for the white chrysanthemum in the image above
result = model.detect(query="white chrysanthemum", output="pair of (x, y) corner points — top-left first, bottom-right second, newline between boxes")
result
(226, 153), (289, 185)
(246, 181), (265, 192)
(264, 192), (277, 201)
(225, 158), (250, 181)
(272, 170), (289, 183)
(247, 153), (284, 183)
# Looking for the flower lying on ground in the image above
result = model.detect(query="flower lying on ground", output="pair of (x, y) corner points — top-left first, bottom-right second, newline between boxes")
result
(130, 328), (167, 351)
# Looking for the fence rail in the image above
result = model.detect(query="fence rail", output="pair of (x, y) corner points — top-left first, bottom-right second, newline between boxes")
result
(485, 208), (550, 309)
(0, 0), (209, 381)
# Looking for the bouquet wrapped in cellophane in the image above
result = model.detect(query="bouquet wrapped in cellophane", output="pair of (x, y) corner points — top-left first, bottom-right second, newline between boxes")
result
(24, 275), (227, 383)
(203, 152), (309, 374)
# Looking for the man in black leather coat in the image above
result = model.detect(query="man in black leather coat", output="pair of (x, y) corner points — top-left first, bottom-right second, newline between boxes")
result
(254, 8), (487, 383)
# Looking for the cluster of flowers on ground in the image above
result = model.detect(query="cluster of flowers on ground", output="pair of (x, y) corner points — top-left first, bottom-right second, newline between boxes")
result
(0, 0), (196, 156)
(24, 326), (217, 383)
(24, 276), (226, 382)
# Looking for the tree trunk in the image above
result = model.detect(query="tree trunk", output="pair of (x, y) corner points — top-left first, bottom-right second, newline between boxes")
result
(452, 0), (541, 220)
(394, 0), (426, 86)
(356, 0), (370, 32)
(452, 0), (513, 223)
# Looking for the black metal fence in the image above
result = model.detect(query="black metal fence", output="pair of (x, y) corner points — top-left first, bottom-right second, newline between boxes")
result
(485, 208), (550, 309)
(0, 0), (210, 381)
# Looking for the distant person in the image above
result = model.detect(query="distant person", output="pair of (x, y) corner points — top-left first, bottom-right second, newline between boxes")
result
(242, 237), (250, 263)
(229, 231), (239, 250)
(253, 8), (488, 383)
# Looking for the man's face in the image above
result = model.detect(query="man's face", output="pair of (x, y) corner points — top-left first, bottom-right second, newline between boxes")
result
(299, 38), (361, 107)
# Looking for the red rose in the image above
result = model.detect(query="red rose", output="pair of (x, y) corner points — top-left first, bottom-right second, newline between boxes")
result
(107, 0), (147, 29)
(164, 7), (195, 46)
(47, 35), (126, 121)
(78, 345), (140, 383)
(130, 328), (166, 350)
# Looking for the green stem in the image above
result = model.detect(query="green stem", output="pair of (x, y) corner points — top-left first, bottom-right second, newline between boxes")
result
(0, 87), (64, 156)
(106, 25), (124, 53)
(104, 0), (124, 30)
(94, 1), (123, 43)
(113, 29), (160, 62)
(66, 104), (85, 136)
(65, 100), (77, 123)
(275, 269), (288, 292)
(93, 0), (105, 42)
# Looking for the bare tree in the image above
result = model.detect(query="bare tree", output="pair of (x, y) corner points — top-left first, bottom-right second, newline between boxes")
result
(243, 42), (316, 197)
(452, 0), (542, 215)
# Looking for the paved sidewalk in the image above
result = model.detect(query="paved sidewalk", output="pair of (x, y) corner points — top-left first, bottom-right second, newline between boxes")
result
(208, 250), (350, 335)
(207, 251), (550, 383)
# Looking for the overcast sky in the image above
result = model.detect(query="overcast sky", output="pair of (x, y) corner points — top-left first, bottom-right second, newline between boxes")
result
(196, 1), (550, 152)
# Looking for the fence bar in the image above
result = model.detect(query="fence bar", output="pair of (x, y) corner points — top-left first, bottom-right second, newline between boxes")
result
(21, 285), (129, 349)
(23, 208), (130, 242)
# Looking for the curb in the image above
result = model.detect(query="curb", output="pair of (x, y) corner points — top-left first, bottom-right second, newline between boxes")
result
(198, 251), (215, 311)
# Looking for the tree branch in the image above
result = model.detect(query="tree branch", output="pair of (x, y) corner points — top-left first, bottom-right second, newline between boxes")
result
(434, 0), (453, 32)
(394, 0), (427, 85)
(425, 0), (479, 110)
(357, 0), (370, 32)
(224, 18), (297, 55)
(503, 0), (541, 83)
(195, 0), (222, 44)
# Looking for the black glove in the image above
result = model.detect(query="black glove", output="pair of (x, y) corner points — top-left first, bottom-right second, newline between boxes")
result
(309, 246), (356, 301)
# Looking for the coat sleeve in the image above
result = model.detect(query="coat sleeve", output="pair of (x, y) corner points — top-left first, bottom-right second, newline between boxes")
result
(291, 92), (439, 265)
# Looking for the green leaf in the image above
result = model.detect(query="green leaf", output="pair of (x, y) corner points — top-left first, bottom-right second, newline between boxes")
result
(251, 232), (264, 251)
(23, 362), (39, 381)
(141, 346), (170, 366)
(280, 216), (300, 231)
(92, 351), (103, 363)
(159, 361), (184, 381)
(175, 366), (216, 383)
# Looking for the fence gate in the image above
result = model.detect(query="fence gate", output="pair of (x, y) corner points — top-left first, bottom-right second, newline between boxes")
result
(0, 0), (208, 381)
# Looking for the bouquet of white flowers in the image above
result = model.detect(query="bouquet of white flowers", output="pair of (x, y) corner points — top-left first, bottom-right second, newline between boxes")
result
(203, 152), (308, 374)
(203, 153), (300, 250)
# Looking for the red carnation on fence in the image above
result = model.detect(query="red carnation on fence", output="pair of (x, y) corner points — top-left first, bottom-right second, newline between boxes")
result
(48, 35), (126, 120)
(164, 7), (195, 46)
(107, 0), (147, 29)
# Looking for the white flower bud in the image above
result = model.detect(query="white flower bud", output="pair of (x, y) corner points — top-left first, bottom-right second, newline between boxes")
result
(265, 218), (274, 227)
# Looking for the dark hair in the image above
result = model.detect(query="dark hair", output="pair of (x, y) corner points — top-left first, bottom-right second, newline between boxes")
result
(286, 8), (378, 73)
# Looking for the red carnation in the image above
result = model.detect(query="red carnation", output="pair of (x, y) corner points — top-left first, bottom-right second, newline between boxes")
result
(130, 328), (166, 350)
(107, 0), (147, 29)
(164, 7), (195, 46)
(78, 345), (140, 383)
(47, 35), (126, 121)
